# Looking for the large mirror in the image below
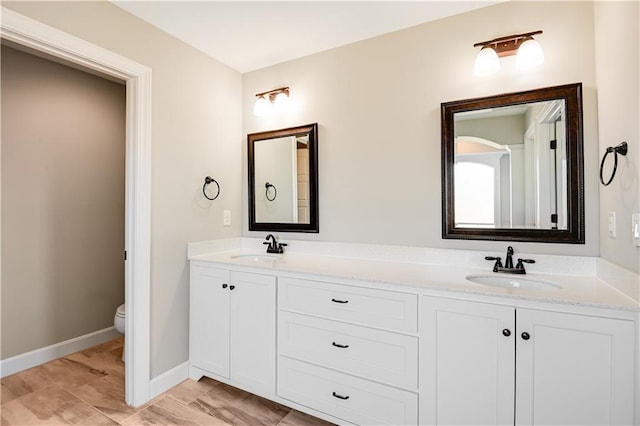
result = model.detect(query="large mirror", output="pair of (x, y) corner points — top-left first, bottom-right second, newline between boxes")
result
(442, 83), (584, 243)
(248, 123), (319, 233)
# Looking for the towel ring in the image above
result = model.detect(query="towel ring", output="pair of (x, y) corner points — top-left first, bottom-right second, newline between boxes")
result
(203, 176), (220, 200)
(265, 182), (277, 201)
(600, 142), (628, 186)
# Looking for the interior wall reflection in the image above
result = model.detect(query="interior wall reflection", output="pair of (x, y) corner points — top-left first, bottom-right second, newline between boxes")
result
(454, 100), (566, 230)
(248, 123), (318, 233)
(441, 83), (584, 243)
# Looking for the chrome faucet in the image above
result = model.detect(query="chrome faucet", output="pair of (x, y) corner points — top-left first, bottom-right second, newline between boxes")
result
(263, 234), (287, 254)
(485, 246), (535, 274)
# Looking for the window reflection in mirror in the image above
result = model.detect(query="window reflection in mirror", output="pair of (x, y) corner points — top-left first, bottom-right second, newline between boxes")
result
(248, 123), (318, 233)
(441, 83), (584, 243)
(454, 100), (567, 230)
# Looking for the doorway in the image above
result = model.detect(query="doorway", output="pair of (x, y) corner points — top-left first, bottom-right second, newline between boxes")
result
(1, 7), (152, 406)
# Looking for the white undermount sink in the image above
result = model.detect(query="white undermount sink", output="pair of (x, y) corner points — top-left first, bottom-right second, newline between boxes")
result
(230, 253), (282, 262)
(465, 274), (562, 291)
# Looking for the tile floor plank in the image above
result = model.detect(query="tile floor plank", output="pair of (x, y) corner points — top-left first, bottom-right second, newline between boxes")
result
(164, 378), (219, 405)
(0, 385), (98, 425)
(69, 376), (137, 423)
(1, 369), (52, 404)
(189, 382), (291, 426)
(122, 396), (230, 426)
(34, 358), (107, 388)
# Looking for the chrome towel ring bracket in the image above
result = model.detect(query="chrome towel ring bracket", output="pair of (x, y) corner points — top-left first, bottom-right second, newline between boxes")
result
(600, 141), (628, 186)
(203, 176), (220, 200)
(265, 182), (277, 201)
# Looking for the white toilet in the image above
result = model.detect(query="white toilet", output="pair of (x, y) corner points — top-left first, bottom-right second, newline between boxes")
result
(114, 304), (125, 362)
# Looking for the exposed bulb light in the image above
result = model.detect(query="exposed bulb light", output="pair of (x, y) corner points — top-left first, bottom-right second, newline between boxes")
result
(474, 46), (500, 76)
(473, 30), (544, 76)
(516, 38), (545, 70)
(253, 96), (270, 117)
(253, 87), (290, 116)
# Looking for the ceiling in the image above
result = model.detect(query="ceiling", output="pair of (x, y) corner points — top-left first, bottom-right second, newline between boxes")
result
(112, 1), (500, 73)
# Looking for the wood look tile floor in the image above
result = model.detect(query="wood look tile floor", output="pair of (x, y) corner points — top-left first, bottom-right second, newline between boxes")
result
(1, 338), (333, 426)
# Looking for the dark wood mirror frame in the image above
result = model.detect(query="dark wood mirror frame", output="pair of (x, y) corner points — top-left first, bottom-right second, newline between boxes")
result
(441, 83), (585, 243)
(248, 123), (319, 233)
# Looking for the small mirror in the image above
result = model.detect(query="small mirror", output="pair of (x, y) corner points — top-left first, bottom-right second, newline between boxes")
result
(442, 84), (584, 243)
(248, 123), (319, 233)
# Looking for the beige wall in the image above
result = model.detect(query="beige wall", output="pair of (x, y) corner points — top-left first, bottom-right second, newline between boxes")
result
(594, 1), (640, 273)
(2, 1), (244, 377)
(1, 46), (126, 358)
(243, 1), (600, 257)
(455, 115), (526, 146)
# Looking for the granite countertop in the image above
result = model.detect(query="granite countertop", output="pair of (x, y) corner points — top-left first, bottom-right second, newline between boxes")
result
(189, 249), (639, 312)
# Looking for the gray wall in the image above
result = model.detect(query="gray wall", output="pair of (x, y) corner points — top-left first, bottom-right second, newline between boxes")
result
(242, 1), (600, 258)
(2, 1), (244, 378)
(455, 115), (526, 146)
(594, 1), (640, 273)
(1, 46), (125, 358)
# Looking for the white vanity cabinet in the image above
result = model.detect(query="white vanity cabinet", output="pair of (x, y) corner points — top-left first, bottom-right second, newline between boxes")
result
(189, 262), (276, 396)
(277, 276), (420, 425)
(420, 296), (636, 425)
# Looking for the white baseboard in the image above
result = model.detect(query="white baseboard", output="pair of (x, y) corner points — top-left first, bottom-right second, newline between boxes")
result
(149, 361), (189, 399)
(0, 327), (122, 378)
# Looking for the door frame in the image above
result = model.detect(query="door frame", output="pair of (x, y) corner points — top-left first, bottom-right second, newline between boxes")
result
(1, 7), (152, 406)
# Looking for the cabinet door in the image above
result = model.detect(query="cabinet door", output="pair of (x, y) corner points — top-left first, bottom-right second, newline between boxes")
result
(190, 265), (231, 378)
(230, 271), (276, 395)
(420, 296), (515, 426)
(516, 309), (635, 425)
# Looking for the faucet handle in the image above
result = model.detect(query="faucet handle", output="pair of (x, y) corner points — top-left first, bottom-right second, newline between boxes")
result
(516, 258), (535, 269)
(485, 256), (503, 272)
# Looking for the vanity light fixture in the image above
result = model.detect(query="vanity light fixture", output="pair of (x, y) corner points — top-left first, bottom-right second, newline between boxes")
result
(474, 30), (544, 76)
(253, 86), (290, 116)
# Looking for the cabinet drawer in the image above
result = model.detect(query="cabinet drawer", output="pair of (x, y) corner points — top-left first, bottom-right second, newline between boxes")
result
(279, 311), (417, 389)
(279, 277), (418, 333)
(278, 356), (418, 426)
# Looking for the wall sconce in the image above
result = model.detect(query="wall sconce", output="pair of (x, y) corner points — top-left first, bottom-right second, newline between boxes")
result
(253, 86), (290, 116)
(474, 30), (544, 76)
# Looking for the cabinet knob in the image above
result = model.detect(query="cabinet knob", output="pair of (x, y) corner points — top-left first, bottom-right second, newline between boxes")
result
(521, 332), (531, 340)
(502, 329), (511, 337)
(332, 391), (350, 400)
(229, 285), (235, 290)
(222, 283), (228, 289)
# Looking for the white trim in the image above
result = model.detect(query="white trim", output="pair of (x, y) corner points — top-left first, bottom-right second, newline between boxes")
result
(1, 8), (152, 407)
(149, 361), (189, 399)
(0, 327), (122, 378)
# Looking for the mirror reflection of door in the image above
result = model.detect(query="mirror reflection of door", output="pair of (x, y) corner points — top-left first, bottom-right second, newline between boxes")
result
(254, 135), (311, 224)
(453, 100), (567, 230)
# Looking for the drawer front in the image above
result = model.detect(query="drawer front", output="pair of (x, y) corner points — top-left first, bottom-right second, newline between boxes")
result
(279, 277), (418, 333)
(279, 311), (417, 389)
(278, 357), (418, 426)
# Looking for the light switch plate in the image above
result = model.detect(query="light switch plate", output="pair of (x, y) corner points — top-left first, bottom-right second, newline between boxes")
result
(223, 210), (231, 226)
(632, 213), (640, 247)
(608, 211), (616, 238)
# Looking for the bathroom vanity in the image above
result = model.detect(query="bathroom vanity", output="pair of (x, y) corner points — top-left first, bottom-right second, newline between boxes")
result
(188, 243), (638, 425)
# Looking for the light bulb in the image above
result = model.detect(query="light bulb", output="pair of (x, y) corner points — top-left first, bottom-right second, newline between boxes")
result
(253, 96), (271, 117)
(273, 91), (290, 113)
(474, 46), (500, 77)
(516, 38), (544, 70)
